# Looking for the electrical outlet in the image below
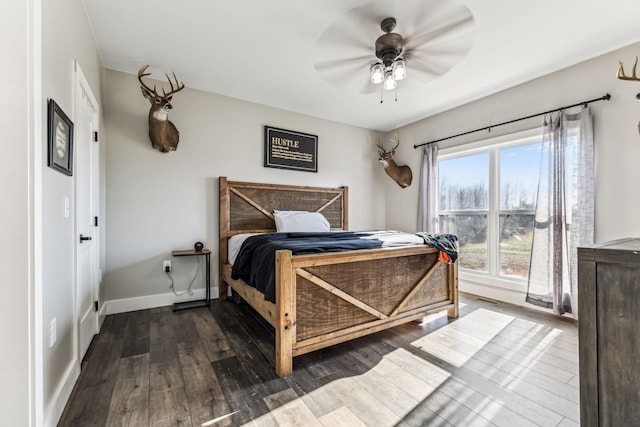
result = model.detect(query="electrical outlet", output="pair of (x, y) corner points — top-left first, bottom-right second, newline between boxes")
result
(50, 318), (57, 347)
(163, 260), (171, 273)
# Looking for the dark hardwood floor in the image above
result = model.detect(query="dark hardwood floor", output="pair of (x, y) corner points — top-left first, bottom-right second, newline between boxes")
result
(58, 293), (579, 426)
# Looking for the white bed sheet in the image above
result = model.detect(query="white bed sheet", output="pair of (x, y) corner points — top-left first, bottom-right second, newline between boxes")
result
(228, 233), (261, 265)
(227, 230), (424, 265)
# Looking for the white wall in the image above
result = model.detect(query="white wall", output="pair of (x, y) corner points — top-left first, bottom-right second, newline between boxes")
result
(40, 0), (104, 424)
(386, 41), (640, 305)
(1, 1), (37, 424)
(103, 69), (384, 307)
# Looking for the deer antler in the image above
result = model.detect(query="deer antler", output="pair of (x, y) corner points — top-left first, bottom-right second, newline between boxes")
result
(138, 65), (158, 96)
(138, 65), (185, 97)
(163, 71), (185, 97)
(390, 134), (400, 153)
(618, 56), (640, 81)
(376, 135), (402, 156)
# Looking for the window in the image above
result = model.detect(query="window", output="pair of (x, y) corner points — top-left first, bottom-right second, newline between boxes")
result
(439, 152), (489, 272)
(438, 129), (542, 283)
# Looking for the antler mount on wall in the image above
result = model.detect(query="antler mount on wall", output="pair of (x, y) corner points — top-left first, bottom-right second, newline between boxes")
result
(617, 56), (640, 135)
(138, 65), (185, 153)
(376, 134), (413, 188)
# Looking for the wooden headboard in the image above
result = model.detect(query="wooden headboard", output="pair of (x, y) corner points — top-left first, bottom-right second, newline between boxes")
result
(218, 176), (348, 266)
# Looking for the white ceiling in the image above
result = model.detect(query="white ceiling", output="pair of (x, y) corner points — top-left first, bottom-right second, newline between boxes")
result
(84, 0), (640, 132)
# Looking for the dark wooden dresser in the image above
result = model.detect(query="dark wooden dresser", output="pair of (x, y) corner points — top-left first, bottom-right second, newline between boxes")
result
(578, 238), (640, 426)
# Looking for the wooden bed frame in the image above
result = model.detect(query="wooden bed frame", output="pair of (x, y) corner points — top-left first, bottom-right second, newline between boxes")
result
(218, 176), (458, 377)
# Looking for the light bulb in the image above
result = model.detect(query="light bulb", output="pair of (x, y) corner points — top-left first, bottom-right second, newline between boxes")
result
(370, 63), (384, 84)
(383, 70), (396, 90)
(392, 58), (407, 81)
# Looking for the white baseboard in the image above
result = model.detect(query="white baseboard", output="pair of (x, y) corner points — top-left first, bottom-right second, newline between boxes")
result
(460, 280), (550, 314)
(98, 303), (107, 327)
(44, 359), (79, 427)
(105, 287), (219, 315)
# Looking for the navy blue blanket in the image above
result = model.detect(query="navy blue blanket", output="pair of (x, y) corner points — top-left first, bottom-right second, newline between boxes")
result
(231, 232), (382, 303)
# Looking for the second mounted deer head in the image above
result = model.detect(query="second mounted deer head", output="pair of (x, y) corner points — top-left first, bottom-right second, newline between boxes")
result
(138, 65), (185, 153)
(617, 56), (640, 135)
(376, 134), (413, 188)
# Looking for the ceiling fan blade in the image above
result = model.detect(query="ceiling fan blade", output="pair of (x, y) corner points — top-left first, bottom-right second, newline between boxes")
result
(403, 16), (475, 54)
(399, 0), (474, 38)
(405, 43), (472, 83)
(314, 7), (378, 54)
(314, 55), (377, 94)
(400, 1), (476, 83)
(404, 34), (475, 65)
(313, 23), (374, 93)
(323, 71), (377, 94)
(313, 54), (373, 73)
(317, 4), (386, 48)
(407, 60), (451, 83)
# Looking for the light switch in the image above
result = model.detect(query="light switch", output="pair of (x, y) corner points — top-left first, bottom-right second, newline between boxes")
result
(64, 196), (70, 218)
(50, 318), (57, 347)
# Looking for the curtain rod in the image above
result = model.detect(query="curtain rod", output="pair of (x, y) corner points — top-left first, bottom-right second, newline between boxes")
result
(413, 93), (611, 149)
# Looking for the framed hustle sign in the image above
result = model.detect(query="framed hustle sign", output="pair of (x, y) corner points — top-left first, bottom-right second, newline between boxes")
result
(264, 126), (318, 172)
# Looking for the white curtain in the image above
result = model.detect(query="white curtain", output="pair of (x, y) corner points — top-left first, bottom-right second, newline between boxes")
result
(526, 107), (594, 317)
(417, 143), (439, 233)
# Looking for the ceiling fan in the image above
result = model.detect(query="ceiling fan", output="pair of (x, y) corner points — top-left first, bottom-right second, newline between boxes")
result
(313, 0), (476, 99)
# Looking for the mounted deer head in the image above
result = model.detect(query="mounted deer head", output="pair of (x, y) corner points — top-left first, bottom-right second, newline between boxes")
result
(617, 56), (640, 82)
(376, 134), (413, 188)
(617, 56), (640, 135)
(138, 65), (185, 153)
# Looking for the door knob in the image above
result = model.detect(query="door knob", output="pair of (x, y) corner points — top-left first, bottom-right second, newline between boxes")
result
(79, 234), (92, 243)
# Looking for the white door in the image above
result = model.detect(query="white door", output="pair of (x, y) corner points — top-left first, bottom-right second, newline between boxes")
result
(75, 62), (100, 360)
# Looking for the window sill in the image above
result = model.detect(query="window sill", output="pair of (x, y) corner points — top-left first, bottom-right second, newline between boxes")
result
(458, 269), (554, 313)
(459, 269), (527, 292)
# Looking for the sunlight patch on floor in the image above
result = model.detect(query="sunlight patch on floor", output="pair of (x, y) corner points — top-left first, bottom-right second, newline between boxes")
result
(248, 347), (452, 426)
(487, 325), (565, 389)
(411, 308), (515, 367)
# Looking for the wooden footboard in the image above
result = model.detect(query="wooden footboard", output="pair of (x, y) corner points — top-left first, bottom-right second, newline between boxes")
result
(222, 244), (458, 377)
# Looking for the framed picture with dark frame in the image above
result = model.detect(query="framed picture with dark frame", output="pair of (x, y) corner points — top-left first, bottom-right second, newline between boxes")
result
(47, 99), (74, 176)
(264, 126), (318, 172)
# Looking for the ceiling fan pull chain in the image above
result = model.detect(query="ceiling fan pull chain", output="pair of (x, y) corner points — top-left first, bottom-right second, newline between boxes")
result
(395, 86), (398, 102)
(380, 86), (384, 104)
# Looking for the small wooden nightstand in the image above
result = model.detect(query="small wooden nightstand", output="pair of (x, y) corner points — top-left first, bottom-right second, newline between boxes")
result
(171, 248), (211, 311)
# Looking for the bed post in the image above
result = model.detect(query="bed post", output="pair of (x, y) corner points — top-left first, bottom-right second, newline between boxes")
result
(342, 186), (349, 230)
(275, 249), (296, 377)
(218, 177), (229, 300)
(447, 262), (459, 318)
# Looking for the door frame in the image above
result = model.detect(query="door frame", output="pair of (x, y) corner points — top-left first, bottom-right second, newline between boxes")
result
(73, 60), (101, 361)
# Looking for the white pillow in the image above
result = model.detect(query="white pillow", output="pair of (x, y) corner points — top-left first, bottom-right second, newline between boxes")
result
(274, 210), (331, 232)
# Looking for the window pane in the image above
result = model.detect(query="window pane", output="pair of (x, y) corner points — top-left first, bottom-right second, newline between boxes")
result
(439, 153), (489, 211)
(500, 143), (541, 210)
(440, 214), (487, 272)
(499, 214), (534, 278)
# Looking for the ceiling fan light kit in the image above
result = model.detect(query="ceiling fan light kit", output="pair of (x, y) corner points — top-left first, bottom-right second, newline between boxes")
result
(370, 17), (406, 96)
